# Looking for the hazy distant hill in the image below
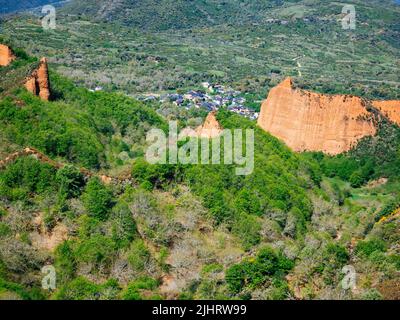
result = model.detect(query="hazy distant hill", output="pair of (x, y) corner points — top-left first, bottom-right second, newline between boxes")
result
(62, 0), (399, 30)
(0, 0), (66, 15)
(3, 0), (396, 99)
(62, 0), (295, 30)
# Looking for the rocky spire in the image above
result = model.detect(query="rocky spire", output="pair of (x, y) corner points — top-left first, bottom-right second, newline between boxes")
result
(0, 44), (16, 67)
(278, 77), (294, 89)
(24, 57), (51, 101)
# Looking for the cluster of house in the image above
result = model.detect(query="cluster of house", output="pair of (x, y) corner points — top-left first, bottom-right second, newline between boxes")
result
(139, 82), (259, 120)
(265, 17), (317, 25)
(89, 86), (103, 92)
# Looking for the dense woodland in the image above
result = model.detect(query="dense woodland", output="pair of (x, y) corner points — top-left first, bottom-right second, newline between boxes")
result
(0, 46), (399, 299)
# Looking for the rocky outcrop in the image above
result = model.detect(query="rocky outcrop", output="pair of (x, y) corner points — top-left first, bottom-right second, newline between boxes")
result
(0, 147), (133, 186)
(258, 77), (377, 155)
(181, 111), (223, 138)
(0, 44), (16, 67)
(0, 147), (61, 170)
(373, 100), (400, 126)
(24, 57), (51, 101)
(197, 111), (223, 138)
(31, 213), (69, 252)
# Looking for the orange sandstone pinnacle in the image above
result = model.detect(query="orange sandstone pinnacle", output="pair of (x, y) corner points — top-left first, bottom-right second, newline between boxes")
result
(0, 44), (16, 67)
(257, 77), (378, 155)
(181, 111), (223, 139)
(372, 100), (400, 126)
(197, 111), (223, 138)
(24, 57), (51, 101)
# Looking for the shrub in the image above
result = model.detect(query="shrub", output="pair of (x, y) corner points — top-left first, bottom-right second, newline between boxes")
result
(283, 207), (307, 239)
(317, 243), (349, 285)
(75, 235), (115, 265)
(82, 177), (114, 220)
(355, 238), (387, 258)
(325, 243), (349, 266)
(388, 254), (400, 270)
(54, 277), (98, 300)
(0, 208), (7, 217)
(225, 264), (247, 294)
(127, 240), (151, 272)
(77, 215), (102, 239)
(0, 157), (56, 200)
(375, 197), (400, 222)
(0, 223), (11, 238)
(110, 202), (137, 248)
(54, 241), (76, 285)
(0, 277), (44, 300)
(361, 289), (383, 300)
(121, 277), (159, 300)
(232, 214), (261, 250)
(56, 166), (85, 199)
(349, 171), (364, 188)
(131, 158), (182, 189)
(225, 247), (294, 294)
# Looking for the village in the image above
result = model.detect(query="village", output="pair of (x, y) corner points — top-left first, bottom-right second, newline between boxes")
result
(137, 82), (259, 121)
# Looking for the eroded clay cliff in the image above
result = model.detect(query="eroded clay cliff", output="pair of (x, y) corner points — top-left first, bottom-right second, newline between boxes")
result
(24, 57), (51, 101)
(0, 44), (16, 67)
(258, 77), (377, 155)
(181, 111), (223, 138)
(373, 100), (400, 126)
(197, 111), (223, 138)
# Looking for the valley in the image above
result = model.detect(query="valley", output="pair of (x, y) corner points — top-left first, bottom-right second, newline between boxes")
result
(0, 0), (399, 301)
(0, 0), (399, 101)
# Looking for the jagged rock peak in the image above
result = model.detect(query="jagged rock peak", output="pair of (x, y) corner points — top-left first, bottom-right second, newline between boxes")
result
(372, 100), (400, 126)
(0, 44), (16, 67)
(202, 111), (223, 132)
(278, 77), (294, 89)
(181, 111), (223, 139)
(24, 57), (51, 101)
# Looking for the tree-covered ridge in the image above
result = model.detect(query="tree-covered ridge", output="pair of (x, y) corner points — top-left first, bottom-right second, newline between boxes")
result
(132, 110), (318, 249)
(62, 0), (399, 31)
(0, 54), (166, 169)
(0, 46), (399, 300)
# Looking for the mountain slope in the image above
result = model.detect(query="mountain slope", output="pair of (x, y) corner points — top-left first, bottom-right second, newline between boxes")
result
(62, 0), (282, 30)
(0, 47), (316, 300)
(62, 0), (400, 30)
(1, 1), (400, 300)
(0, 46), (165, 169)
(2, 0), (398, 100)
(0, 0), (64, 15)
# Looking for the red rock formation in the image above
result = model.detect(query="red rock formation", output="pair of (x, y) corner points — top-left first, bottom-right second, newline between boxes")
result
(197, 111), (223, 138)
(181, 111), (223, 138)
(0, 44), (16, 66)
(100, 175), (113, 185)
(372, 100), (400, 126)
(24, 57), (51, 101)
(258, 77), (377, 155)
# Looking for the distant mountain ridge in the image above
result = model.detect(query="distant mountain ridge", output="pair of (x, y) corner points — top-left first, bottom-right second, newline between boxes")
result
(0, 0), (66, 15)
(62, 0), (400, 30)
(61, 0), (298, 30)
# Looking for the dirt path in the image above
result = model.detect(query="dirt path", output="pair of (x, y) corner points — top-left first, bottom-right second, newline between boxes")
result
(0, 146), (132, 185)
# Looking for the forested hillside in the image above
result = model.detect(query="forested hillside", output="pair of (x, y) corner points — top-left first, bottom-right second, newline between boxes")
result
(62, 0), (398, 30)
(0, 47), (399, 300)
(1, 0), (398, 100)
